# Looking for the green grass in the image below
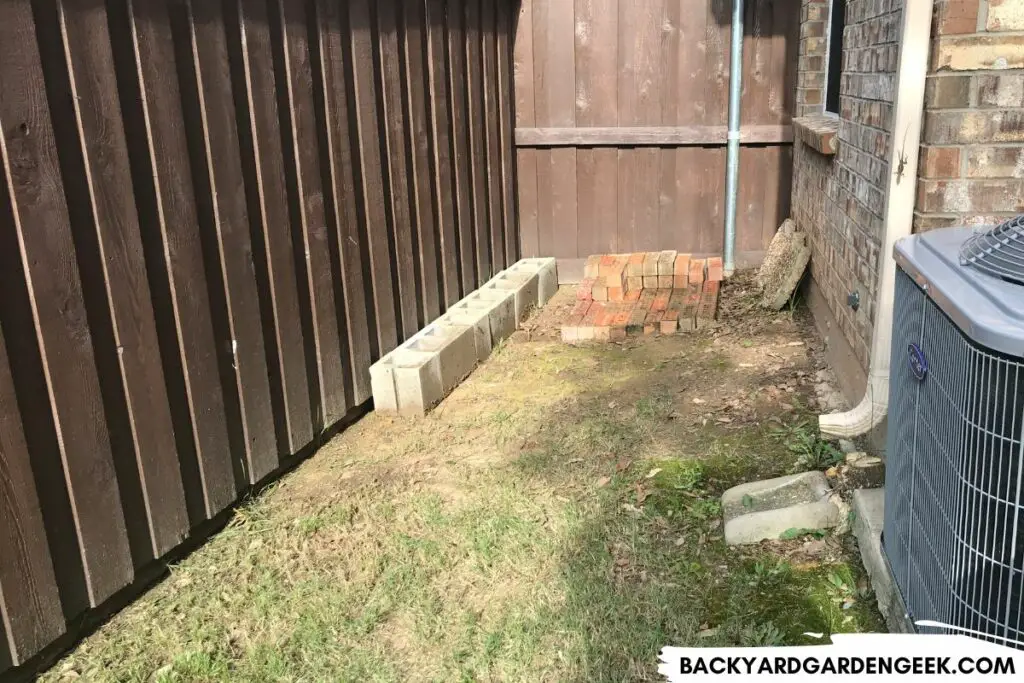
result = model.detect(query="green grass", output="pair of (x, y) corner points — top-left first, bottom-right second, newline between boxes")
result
(42, 293), (883, 683)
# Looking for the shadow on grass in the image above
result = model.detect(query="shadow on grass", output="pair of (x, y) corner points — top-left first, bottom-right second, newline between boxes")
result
(494, 348), (883, 682)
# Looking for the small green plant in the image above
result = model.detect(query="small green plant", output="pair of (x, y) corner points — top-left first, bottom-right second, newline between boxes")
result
(737, 622), (787, 647)
(779, 527), (827, 541)
(691, 499), (721, 520)
(770, 420), (844, 472)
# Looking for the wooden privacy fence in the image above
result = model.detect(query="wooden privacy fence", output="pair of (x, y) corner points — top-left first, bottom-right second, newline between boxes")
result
(513, 0), (799, 266)
(0, 0), (516, 673)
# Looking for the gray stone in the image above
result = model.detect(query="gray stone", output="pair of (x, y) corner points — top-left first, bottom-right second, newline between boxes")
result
(758, 219), (811, 310)
(722, 471), (842, 545)
(852, 489), (915, 633)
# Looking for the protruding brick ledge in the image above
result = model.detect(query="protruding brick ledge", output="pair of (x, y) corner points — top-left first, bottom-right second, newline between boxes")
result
(793, 114), (839, 156)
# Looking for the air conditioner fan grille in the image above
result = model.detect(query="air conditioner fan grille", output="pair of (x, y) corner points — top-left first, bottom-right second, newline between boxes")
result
(959, 215), (1024, 286)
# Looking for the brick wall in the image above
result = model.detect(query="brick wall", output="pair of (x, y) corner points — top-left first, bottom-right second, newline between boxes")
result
(791, 0), (902, 372)
(797, 0), (830, 116)
(916, 0), (1024, 230)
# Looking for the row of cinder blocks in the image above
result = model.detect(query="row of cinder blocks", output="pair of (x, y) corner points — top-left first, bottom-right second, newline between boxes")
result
(370, 258), (557, 416)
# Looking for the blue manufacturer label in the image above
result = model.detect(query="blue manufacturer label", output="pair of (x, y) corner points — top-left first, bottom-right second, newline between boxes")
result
(908, 343), (928, 381)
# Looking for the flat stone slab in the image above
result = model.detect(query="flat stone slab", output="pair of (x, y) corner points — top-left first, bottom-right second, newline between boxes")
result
(758, 219), (811, 311)
(722, 471), (841, 545)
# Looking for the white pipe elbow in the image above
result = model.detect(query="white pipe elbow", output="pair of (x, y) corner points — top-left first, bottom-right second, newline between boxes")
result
(819, 373), (889, 439)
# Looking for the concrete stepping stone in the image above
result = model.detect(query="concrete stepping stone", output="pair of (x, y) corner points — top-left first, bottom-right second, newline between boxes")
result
(722, 471), (841, 545)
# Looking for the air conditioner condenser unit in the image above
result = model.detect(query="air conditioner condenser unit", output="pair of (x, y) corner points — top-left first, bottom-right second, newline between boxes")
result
(886, 219), (1024, 646)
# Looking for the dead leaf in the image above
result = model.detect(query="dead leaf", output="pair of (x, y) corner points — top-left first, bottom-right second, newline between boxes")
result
(635, 484), (649, 505)
(596, 476), (611, 488)
(698, 627), (720, 638)
(716, 417), (733, 424)
(675, 537), (686, 547)
(692, 398), (707, 405)
(786, 341), (805, 347)
(616, 459), (632, 473)
(645, 467), (663, 479)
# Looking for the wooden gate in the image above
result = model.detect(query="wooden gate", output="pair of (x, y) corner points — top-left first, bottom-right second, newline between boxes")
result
(513, 0), (798, 268)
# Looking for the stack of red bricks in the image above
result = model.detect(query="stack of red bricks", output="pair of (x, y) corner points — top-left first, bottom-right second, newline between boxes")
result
(562, 252), (724, 342)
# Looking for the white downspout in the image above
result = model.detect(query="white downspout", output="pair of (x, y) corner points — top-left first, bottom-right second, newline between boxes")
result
(819, 0), (934, 438)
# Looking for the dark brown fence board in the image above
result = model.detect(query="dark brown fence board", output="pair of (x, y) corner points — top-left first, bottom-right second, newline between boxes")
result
(349, 0), (399, 355)
(0, 326), (63, 666)
(125, 0), (239, 519)
(377, 0), (421, 337)
(447, 0), (477, 290)
(402, 0), (443, 322)
(425, 0), (462, 306)
(235, 0), (315, 452)
(186, 0), (278, 485)
(313, 0), (374, 405)
(0, 0), (133, 606)
(482, 0), (505, 271)
(275, 0), (347, 429)
(464, 0), (493, 281)
(0, 1), (516, 675)
(53, 0), (190, 555)
(496, 2), (518, 270)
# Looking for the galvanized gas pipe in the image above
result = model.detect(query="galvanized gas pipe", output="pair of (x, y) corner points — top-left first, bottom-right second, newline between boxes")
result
(723, 0), (744, 277)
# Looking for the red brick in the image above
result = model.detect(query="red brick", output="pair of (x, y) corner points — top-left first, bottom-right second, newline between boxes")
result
(935, 0), (979, 35)
(642, 252), (660, 277)
(688, 258), (706, 284)
(919, 145), (960, 178)
(598, 254), (618, 277)
(624, 288), (641, 303)
(643, 276), (659, 289)
(657, 275), (673, 289)
(643, 309), (663, 335)
(576, 277), (595, 300)
(584, 255), (601, 279)
(660, 318), (679, 334)
(657, 250), (677, 277)
(673, 254), (690, 285)
(607, 286), (624, 302)
(679, 285), (702, 331)
(706, 256), (724, 282)
(626, 276), (643, 291)
(626, 252), (646, 277)
(592, 283), (608, 301)
(697, 280), (720, 326)
(651, 289), (672, 312)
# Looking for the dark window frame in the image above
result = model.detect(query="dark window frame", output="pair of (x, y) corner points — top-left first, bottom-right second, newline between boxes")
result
(824, 0), (846, 115)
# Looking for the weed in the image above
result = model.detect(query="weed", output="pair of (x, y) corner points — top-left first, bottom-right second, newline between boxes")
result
(770, 420), (844, 472)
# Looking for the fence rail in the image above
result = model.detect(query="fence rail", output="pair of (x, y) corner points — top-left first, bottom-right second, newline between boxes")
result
(0, 0), (517, 674)
(513, 0), (798, 262)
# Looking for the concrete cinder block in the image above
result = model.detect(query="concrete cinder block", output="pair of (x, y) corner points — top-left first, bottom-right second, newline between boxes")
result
(482, 270), (539, 323)
(391, 348), (442, 416)
(439, 305), (492, 363)
(509, 257), (557, 306)
(369, 350), (398, 412)
(464, 288), (517, 342)
(404, 322), (477, 396)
